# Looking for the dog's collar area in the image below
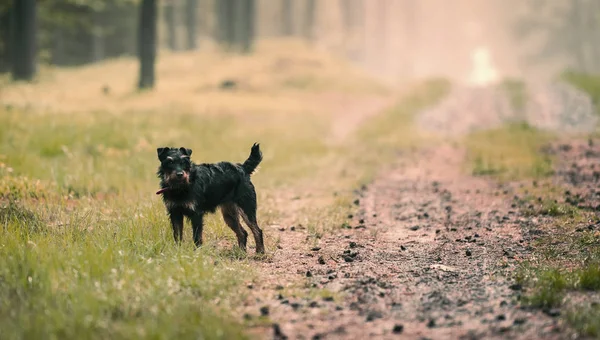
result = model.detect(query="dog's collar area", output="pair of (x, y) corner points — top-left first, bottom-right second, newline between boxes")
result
(156, 188), (169, 195)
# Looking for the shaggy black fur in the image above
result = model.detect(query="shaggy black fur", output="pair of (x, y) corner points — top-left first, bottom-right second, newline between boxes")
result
(156, 143), (265, 254)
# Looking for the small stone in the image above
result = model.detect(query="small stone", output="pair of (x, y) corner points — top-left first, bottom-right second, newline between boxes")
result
(318, 256), (326, 265)
(247, 284), (253, 289)
(509, 283), (522, 291)
(513, 317), (527, 325)
(343, 255), (354, 263)
(349, 241), (358, 248)
(427, 319), (436, 328)
(544, 308), (561, 317)
(392, 324), (404, 334)
(273, 323), (288, 340)
(466, 249), (472, 256)
(311, 247), (321, 251)
(353, 199), (360, 205)
(410, 225), (420, 231)
(400, 245), (407, 251)
(260, 306), (270, 316)
(306, 271), (313, 277)
(309, 301), (319, 308)
(323, 296), (334, 302)
(496, 314), (506, 321)
(366, 310), (383, 322)
(290, 226), (296, 231)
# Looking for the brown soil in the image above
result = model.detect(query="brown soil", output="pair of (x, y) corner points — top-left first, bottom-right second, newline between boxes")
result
(241, 143), (571, 340)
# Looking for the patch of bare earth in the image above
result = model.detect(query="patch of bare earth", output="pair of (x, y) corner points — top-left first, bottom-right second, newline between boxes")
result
(242, 143), (567, 340)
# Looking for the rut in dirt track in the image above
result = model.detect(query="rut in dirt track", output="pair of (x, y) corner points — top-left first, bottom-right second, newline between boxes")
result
(258, 146), (565, 340)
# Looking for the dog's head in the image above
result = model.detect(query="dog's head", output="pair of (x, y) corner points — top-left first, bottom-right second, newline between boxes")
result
(156, 147), (193, 188)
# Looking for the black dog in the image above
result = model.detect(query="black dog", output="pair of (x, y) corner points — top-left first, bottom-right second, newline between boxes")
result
(156, 143), (265, 254)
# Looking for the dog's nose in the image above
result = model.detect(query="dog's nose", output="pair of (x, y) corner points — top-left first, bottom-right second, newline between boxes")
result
(176, 171), (184, 178)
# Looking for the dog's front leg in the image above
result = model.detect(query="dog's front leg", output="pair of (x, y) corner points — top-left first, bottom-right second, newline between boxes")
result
(190, 212), (205, 248)
(169, 210), (184, 244)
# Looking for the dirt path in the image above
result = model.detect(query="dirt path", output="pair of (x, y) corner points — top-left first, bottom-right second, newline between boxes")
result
(242, 142), (570, 340)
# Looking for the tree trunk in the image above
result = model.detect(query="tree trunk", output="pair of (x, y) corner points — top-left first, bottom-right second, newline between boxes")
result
(233, 0), (255, 53)
(303, 0), (315, 41)
(217, 0), (235, 49)
(0, 6), (12, 72)
(281, 0), (293, 36)
(341, 0), (363, 61)
(138, 0), (157, 89)
(164, 0), (177, 51)
(185, 0), (197, 50)
(242, 0), (255, 53)
(91, 12), (105, 62)
(11, 0), (37, 81)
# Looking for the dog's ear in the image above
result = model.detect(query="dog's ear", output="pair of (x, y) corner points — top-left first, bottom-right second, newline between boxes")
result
(157, 147), (169, 161)
(180, 147), (192, 157)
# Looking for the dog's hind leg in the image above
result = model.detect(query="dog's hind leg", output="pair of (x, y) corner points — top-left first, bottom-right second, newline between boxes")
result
(220, 203), (248, 251)
(236, 191), (265, 254)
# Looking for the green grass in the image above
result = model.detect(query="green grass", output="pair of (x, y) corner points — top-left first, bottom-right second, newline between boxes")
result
(561, 70), (600, 113)
(463, 122), (555, 180)
(0, 41), (451, 339)
(514, 185), (600, 337)
(567, 304), (600, 338)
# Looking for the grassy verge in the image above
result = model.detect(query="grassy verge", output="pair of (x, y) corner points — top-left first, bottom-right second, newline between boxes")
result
(509, 180), (600, 337)
(560, 70), (600, 113)
(463, 122), (555, 181)
(0, 40), (450, 339)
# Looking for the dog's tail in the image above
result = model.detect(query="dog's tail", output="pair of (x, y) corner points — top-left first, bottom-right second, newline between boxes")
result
(242, 143), (262, 176)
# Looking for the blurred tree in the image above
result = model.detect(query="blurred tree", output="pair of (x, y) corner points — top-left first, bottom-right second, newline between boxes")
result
(233, 0), (255, 53)
(138, 0), (157, 89)
(185, 0), (198, 50)
(0, 4), (11, 73)
(12, 0), (37, 81)
(303, 0), (316, 42)
(38, 0), (137, 66)
(217, 0), (235, 48)
(281, 0), (293, 36)
(341, 0), (363, 61)
(164, 0), (177, 51)
(515, 0), (600, 73)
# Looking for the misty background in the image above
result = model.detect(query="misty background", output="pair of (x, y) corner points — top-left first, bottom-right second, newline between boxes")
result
(2, 0), (600, 86)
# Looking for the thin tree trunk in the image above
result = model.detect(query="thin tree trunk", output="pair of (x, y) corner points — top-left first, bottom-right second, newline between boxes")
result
(341, 0), (363, 60)
(164, 0), (177, 50)
(233, 0), (255, 53)
(281, 0), (293, 36)
(185, 0), (197, 50)
(242, 0), (255, 53)
(0, 6), (11, 72)
(11, 0), (37, 81)
(91, 12), (105, 62)
(303, 0), (316, 42)
(138, 0), (157, 89)
(217, 0), (235, 49)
